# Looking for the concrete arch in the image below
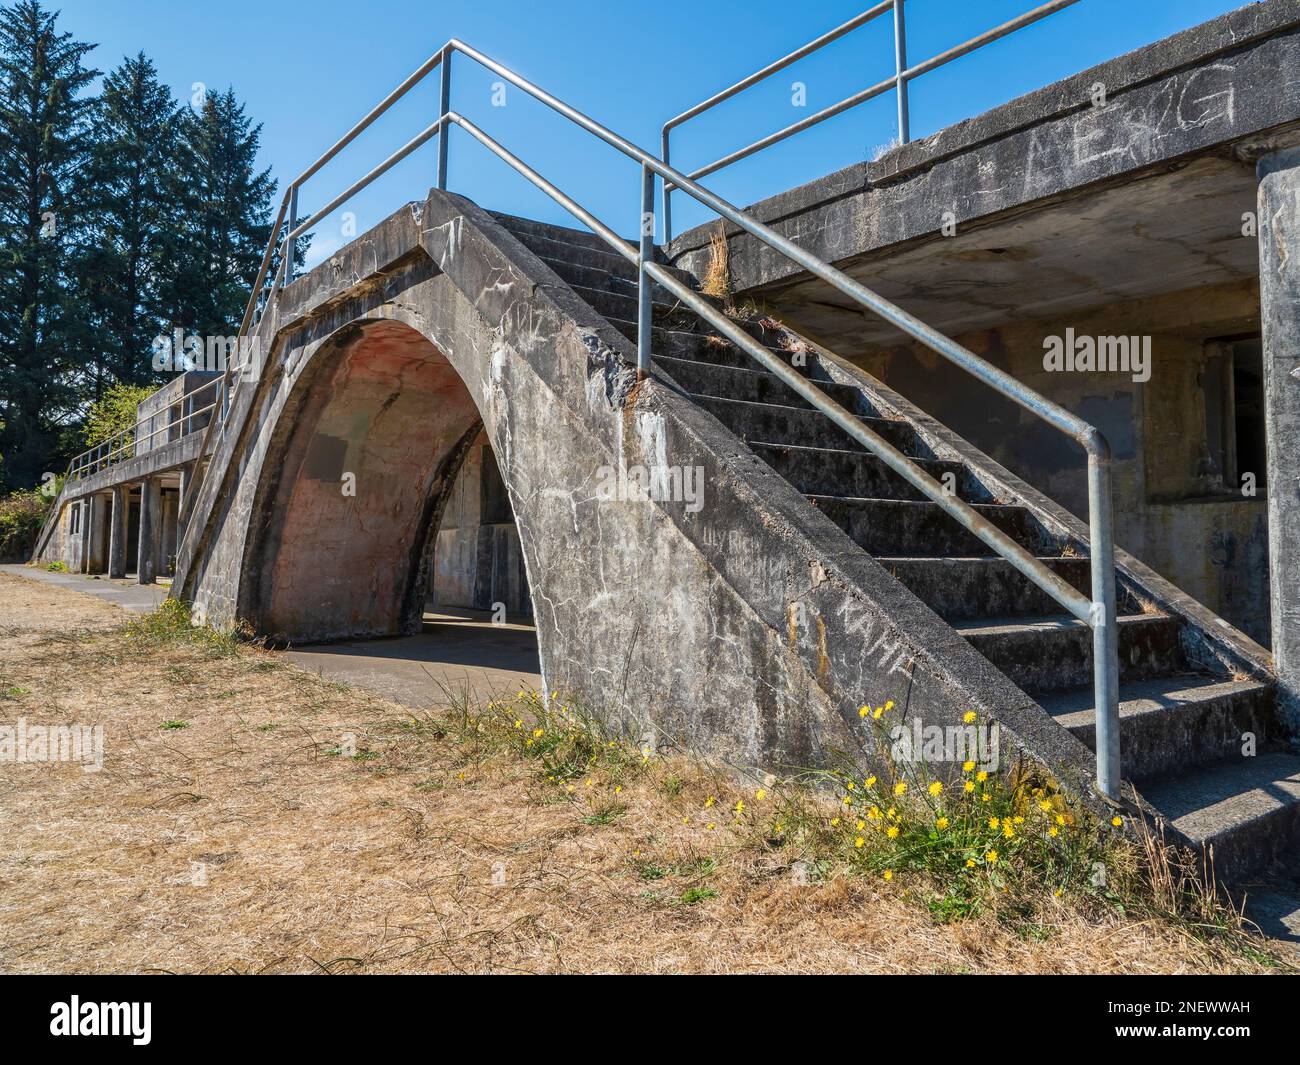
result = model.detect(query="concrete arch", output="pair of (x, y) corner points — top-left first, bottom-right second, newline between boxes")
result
(236, 317), (524, 643)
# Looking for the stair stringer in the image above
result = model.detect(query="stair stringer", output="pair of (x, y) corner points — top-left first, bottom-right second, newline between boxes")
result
(418, 190), (1119, 811)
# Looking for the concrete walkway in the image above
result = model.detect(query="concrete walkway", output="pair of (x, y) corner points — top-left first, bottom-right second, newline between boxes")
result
(285, 609), (542, 710)
(0, 565), (541, 710)
(0, 563), (167, 613)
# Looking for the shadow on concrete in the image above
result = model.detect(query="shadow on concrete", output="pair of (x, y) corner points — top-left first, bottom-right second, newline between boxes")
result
(283, 609), (541, 710)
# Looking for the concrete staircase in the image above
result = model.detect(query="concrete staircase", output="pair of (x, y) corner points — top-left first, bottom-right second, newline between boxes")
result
(493, 211), (1300, 896)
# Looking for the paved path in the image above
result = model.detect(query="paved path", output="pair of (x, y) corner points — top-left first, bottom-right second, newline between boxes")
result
(0, 565), (541, 710)
(0, 564), (167, 613)
(285, 610), (542, 709)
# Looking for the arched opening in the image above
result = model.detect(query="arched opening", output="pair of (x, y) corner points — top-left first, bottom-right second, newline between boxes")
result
(239, 319), (539, 699)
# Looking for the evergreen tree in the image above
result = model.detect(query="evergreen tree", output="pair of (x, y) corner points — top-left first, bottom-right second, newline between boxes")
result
(76, 52), (182, 392)
(0, 0), (97, 489)
(164, 87), (275, 340)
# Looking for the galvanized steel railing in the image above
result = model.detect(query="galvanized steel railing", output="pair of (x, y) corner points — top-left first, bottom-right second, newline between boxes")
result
(154, 32), (1118, 797)
(659, 0), (1082, 243)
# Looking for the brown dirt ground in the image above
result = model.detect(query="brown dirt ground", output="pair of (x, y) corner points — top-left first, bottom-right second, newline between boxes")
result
(0, 570), (1285, 974)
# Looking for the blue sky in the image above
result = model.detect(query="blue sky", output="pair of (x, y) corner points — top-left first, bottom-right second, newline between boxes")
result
(51, 0), (1248, 264)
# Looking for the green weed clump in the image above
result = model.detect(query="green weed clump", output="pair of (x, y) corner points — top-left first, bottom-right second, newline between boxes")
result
(124, 597), (248, 658)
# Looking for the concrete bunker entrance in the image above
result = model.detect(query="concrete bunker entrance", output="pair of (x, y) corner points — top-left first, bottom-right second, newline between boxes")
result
(239, 318), (540, 701)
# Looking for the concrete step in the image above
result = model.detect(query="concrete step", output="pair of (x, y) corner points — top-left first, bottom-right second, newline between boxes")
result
(570, 283), (722, 329)
(648, 325), (815, 372)
(504, 231), (642, 277)
(605, 312), (780, 349)
(1137, 752), (1300, 884)
(812, 497), (1052, 557)
(695, 396), (918, 454)
(533, 257), (686, 301)
(875, 556), (1134, 621)
(953, 612), (1184, 692)
(492, 211), (632, 255)
(750, 442), (989, 503)
(1038, 675), (1276, 782)
(658, 356), (869, 414)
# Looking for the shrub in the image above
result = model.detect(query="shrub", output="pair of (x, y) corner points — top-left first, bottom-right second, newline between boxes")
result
(83, 383), (155, 449)
(0, 489), (54, 562)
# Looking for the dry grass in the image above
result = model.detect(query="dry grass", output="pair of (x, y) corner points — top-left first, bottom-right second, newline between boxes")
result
(700, 224), (731, 302)
(0, 571), (1287, 974)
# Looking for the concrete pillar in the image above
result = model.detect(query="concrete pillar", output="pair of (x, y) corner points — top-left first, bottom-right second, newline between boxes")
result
(108, 485), (129, 579)
(179, 461), (196, 512)
(160, 490), (178, 576)
(137, 478), (160, 585)
(77, 499), (91, 573)
(87, 494), (109, 574)
(1259, 147), (1300, 731)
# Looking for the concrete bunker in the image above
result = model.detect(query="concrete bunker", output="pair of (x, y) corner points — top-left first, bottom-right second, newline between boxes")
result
(237, 318), (534, 643)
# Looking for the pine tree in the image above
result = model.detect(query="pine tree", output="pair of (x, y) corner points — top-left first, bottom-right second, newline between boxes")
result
(164, 87), (275, 341)
(0, 0), (98, 489)
(76, 52), (183, 392)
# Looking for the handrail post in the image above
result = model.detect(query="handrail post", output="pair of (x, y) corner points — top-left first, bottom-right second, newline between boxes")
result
(1088, 452), (1121, 799)
(637, 162), (655, 379)
(437, 49), (452, 190)
(661, 128), (673, 246)
(893, 0), (910, 144)
(283, 185), (299, 288)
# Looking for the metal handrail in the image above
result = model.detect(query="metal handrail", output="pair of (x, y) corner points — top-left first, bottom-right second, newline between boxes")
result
(66, 373), (229, 482)
(660, 0), (1082, 242)
(157, 34), (1120, 798)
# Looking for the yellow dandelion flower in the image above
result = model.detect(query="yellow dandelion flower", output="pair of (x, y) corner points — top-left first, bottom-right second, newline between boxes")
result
(614, 785), (622, 794)
(856, 819), (866, 830)
(976, 771), (988, 783)
(868, 806), (882, 821)
(886, 825), (899, 839)
(706, 822), (716, 831)
(988, 817), (1000, 829)
(830, 817), (840, 827)
(704, 796), (716, 808)
(855, 836), (865, 849)
(1111, 816), (1123, 828)
(963, 711), (977, 724)
(1002, 822), (1014, 839)
(962, 760), (975, 773)
(928, 781), (942, 797)
(514, 720), (523, 730)
(859, 706), (870, 719)
(1039, 800), (1052, 812)
(883, 869), (893, 881)
(885, 700), (894, 710)
(865, 776), (877, 788)
(985, 850), (999, 863)
(873, 706), (885, 719)
(755, 788), (767, 801)
(1048, 826), (1059, 838)
(966, 858), (976, 868)
(936, 817), (949, 830)
(894, 781), (907, 796)
(846, 781), (856, 791)
(964, 780), (976, 793)
(734, 799), (745, 814)
(981, 793), (992, 803)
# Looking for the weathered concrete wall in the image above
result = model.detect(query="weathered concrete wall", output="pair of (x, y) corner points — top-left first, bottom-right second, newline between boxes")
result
(430, 429), (532, 620)
(171, 191), (1108, 805)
